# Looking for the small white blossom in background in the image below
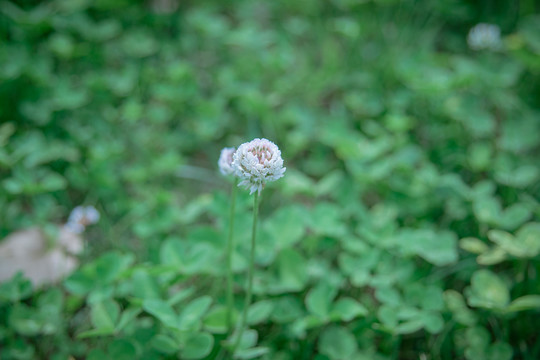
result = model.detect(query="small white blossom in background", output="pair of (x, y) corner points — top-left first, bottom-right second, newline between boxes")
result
(232, 138), (286, 195)
(65, 206), (100, 234)
(467, 23), (502, 51)
(218, 147), (236, 176)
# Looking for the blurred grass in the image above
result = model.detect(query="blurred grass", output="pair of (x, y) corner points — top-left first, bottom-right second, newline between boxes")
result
(1, 0), (540, 359)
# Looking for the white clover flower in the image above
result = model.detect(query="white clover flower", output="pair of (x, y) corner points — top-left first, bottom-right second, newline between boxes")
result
(65, 206), (100, 234)
(467, 23), (501, 51)
(218, 147), (236, 176)
(232, 138), (286, 195)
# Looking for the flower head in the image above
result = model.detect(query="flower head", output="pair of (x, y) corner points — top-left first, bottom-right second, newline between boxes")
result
(218, 147), (236, 176)
(467, 23), (501, 51)
(232, 138), (286, 195)
(65, 206), (100, 234)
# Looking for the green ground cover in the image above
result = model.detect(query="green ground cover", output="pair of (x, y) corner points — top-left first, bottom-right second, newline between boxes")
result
(1, 0), (540, 359)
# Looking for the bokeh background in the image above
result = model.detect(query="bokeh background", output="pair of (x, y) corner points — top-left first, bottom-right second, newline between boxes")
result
(1, 0), (539, 359)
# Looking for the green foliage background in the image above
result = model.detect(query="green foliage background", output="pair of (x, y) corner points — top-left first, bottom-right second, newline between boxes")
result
(1, 0), (540, 359)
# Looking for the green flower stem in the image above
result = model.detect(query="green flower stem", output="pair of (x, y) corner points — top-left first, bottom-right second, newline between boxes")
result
(232, 191), (259, 355)
(392, 335), (401, 360)
(226, 178), (238, 333)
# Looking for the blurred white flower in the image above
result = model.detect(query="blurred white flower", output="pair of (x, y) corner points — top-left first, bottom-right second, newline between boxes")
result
(467, 23), (501, 51)
(232, 138), (286, 195)
(68, 206), (85, 224)
(219, 147), (236, 176)
(85, 206), (100, 224)
(66, 206), (100, 234)
(65, 221), (85, 234)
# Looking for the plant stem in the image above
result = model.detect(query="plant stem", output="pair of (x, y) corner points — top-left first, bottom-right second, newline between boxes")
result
(392, 335), (401, 360)
(521, 259), (530, 296)
(226, 178), (238, 334)
(232, 191), (259, 356)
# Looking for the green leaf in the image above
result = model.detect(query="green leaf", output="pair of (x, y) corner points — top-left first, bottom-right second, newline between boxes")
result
(506, 295), (540, 313)
(497, 203), (531, 230)
(40, 172), (67, 191)
(0, 273), (33, 303)
(421, 311), (444, 334)
(474, 197), (501, 224)
(168, 287), (195, 306)
(420, 286), (445, 311)
(468, 142), (492, 171)
(264, 206), (306, 249)
(398, 229), (458, 266)
(466, 326), (490, 350)
(0, 122), (15, 146)
(131, 268), (161, 299)
(91, 299), (120, 330)
(375, 286), (402, 307)
(487, 230), (527, 257)
(247, 300), (275, 325)
(0, 338), (35, 360)
(466, 270), (510, 310)
(477, 247), (507, 265)
(151, 334), (180, 354)
(178, 296), (213, 330)
(308, 203), (347, 237)
(64, 271), (96, 296)
(77, 328), (116, 338)
(142, 299), (178, 328)
(305, 282), (337, 319)
(290, 315), (325, 338)
(318, 326), (357, 360)
(65, 251), (134, 295)
(37, 288), (63, 316)
(52, 86), (89, 110)
(180, 332), (214, 360)
(95, 252), (134, 283)
(485, 342), (513, 360)
(8, 304), (41, 336)
(378, 305), (398, 328)
(204, 305), (229, 334)
(159, 238), (217, 275)
(444, 290), (477, 326)
(20, 100), (52, 125)
(459, 237), (489, 254)
(88, 285), (115, 304)
(395, 319), (424, 334)
(276, 249), (308, 292)
(271, 296), (304, 324)
(116, 307), (142, 332)
(87, 349), (107, 360)
(495, 165), (539, 188)
(330, 297), (368, 322)
(228, 329), (259, 351)
(121, 30), (158, 58)
(396, 306), (421, 320)
(107, 339), (137, 360)
(516, 222), (540, 257)
(159, 237), (186, 269)
(234, 347), (270, 359)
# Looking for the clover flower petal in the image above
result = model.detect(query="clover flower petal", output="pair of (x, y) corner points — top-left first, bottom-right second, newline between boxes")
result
(218, 147), (236, 176)
(232, 138), (286, 195)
